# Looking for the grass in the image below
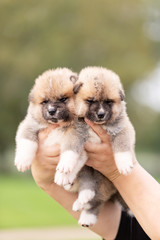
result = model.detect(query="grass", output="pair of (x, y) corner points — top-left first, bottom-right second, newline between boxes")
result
(1, 167), (159, 230)
(0, 174), (77, 229)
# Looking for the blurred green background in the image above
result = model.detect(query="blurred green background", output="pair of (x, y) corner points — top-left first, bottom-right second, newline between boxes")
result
(0, 0), (160, 232)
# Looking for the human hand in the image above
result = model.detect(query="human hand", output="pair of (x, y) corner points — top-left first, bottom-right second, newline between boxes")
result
(84, 119), (121, 181)
(31, 126), (60, 189)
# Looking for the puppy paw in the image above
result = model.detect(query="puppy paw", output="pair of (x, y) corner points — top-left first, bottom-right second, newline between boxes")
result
(78, 210), (97, 227)
(114, 151), (134, 175)
(63, 183), (73, 191)
(72, 199), (91, 212)
(56, 151), (79, 174)
(15, 139), (37, 172)
(15, 161), (31, 172)
(78, 189), (95, 205)
(54, 170), (77, 187)
(54, 171), (70, 186)
(72, 199), (83, 212)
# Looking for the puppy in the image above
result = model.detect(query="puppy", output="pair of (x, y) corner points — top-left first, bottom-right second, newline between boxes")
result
(14, 68), (83, 181)
(69, 66), (135, 226)
(74, 66), (135, 174)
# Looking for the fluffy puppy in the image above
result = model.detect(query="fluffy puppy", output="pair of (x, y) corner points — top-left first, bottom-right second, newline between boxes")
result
(14, 68), (82, 178)
(70, 66), (135, 227)
(74, 66), (135, 174)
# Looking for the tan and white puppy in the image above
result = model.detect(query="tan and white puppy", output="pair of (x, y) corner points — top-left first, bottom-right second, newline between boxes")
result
(74, 66), (135, 175)
(70, 66), (135, 226)
(14, 68), (84, 186)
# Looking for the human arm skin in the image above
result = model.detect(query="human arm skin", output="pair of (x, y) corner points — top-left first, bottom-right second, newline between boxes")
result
(85, 119), (160, 240)
(31, 127), (121, 240)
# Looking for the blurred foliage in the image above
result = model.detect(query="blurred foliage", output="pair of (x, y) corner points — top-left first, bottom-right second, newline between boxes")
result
(0, 0), (160, 171)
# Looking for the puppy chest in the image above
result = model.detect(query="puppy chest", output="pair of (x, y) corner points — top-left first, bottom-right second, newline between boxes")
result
(88, 128), (101, 143)
(44, 129), (66, 146)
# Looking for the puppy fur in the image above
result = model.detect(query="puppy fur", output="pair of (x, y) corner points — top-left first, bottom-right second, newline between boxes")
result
(15, 66), (135, 227)
(74, 66), (135, 166)
(15, 68), (82, 173)
(69, 66), (135, 227)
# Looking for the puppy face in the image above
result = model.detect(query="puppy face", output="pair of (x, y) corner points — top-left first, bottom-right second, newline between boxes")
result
(29, 68), (77, 125)
(74, 67), (125, 124)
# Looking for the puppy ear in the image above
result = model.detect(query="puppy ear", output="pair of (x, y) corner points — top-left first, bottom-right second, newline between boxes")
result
(70, 75), (78, 84)
(119, 90), (125, 101)
(73, 82), (83, 94)
(28, 89), (34, 103)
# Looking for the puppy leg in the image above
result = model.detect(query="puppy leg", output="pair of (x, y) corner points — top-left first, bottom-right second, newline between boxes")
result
(77, 185), (114, 227)
(112, 127), (135, 175)
(72, 167), (96, 212)
(15, 138), (37, 172)
(56, 126), (85, 175)
(55, 126), (87, 187)
(56, 150), (79, 173)
(78, 200), (102, 227)
(72, 189), (95, 212)
(114, 151), (134, 175)
(15, 118), (39, 172)
(77, 184), (116, 227)
(55, 150), (87, 187)
(54, 152), (79, 186)
(78, 209), (98, 227)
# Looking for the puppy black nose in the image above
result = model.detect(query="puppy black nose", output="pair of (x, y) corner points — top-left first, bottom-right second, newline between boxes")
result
(97, 113), (105, 119)
(97, 109), (105, 119)
(48, 108), (57, 116)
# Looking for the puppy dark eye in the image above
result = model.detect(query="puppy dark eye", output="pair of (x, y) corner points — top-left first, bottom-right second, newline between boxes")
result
(59, 97), (68, 102)
(41, 99), (49, 104)
(86, 99), (94, 104)
(105, 99), (114, 105)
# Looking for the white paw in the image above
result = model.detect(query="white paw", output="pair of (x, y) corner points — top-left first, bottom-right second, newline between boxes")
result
(54, 171), (70, 186)
(72, 199), (91, 212)
(63, 172), (77, 190)
(15, 139), (37, 172)
(68, 172), (77, 185)
(78, 189), (95, 205)
(72, 199), (83, 212)
(54, 169), (77, 187)
(78, 210), (97, 227)
(115, 151), (134, 175)
(56, 151), (79, 174)
(15, 160), (31, 172)
(63, 184), (73, 191)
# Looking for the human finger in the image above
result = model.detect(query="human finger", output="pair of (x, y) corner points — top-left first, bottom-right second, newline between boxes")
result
(44, 144), (60, 158)
(85, 159), (93, 167)
(85, 118), (111, 144)
(84, 141), (104, 154)
(39, 156), (59, 168)
(85, 140), (112, 158)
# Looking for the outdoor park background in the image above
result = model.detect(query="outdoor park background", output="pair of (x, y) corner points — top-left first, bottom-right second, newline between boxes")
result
(0, 0), (160, 238)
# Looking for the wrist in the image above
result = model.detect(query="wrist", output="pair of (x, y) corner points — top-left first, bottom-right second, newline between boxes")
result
(31, 162), (55, 190)
(112, 161), (139, 185)
(104, 159), (138, 183)
(106, 168), (121, 182)
(100, 162), (121, 182)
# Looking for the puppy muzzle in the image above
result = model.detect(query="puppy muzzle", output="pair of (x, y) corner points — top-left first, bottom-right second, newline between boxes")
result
(97, 109), (105, 120)
(48, 106), (57, 116)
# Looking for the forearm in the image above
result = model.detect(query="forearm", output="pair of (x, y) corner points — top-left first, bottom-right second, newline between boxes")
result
(113, 162), (160, 240)
(41, 182), (121, 240)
